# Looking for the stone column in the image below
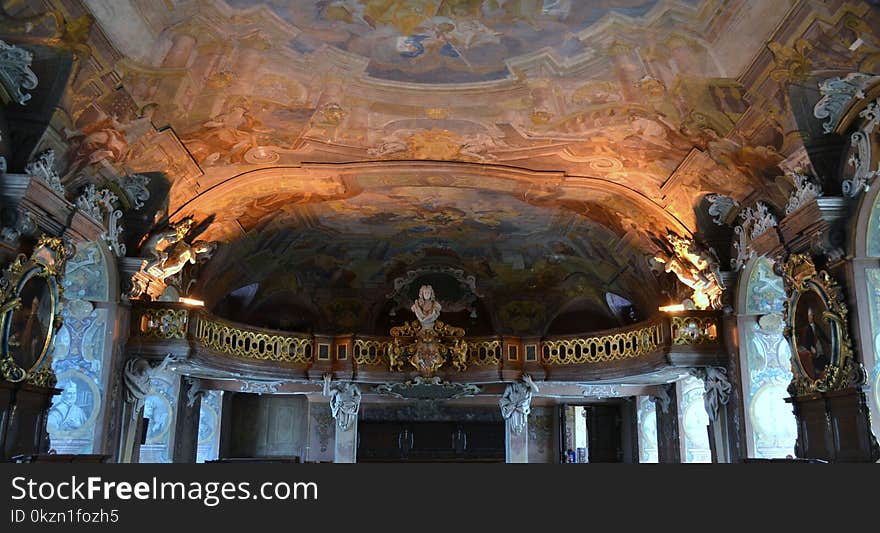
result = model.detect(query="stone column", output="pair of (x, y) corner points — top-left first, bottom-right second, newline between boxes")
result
(690, 367), (733, 463)
(171, 377), (203, 463)
(654, 383), (681, 463)
(500, 376), (539, 463)
(330, 383), (361, 463)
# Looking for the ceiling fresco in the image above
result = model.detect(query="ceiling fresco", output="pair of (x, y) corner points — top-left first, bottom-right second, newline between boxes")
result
(224, 0), (685, 83)
(190, 175), (663, 334)
(9, 0), (880, 334)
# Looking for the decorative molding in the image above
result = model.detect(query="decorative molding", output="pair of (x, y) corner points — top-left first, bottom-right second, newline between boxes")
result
(25, 150), (65, 197)
(688, 367), (731, 422)
(784, 172), (823, 215)
(500, 375), (539, 435)
(373, 376), (480, 400)
(814, 73), (880, 134)
(329, 383), (361, 431)
(239, 380), (286, 394)
(581, 385), (620, 398)
(705, 194), (739, 226)
(0, 40), (38, 105)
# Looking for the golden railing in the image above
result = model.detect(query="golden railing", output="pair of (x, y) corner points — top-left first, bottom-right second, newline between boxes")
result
(671, 315), (719, 345)
(193, 313), (312, 364)
(137, 307), (189, 339)
(352, 338), (390, 366)
(130, 303), (722, 370)
(467, 339), (503, 366)
(541, 322), (663, 365)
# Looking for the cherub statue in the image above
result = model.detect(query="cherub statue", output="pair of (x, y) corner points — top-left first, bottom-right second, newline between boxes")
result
(411, 284), (441, 330)
(145, 240), (216, 280)
(654, 233), (723, 309)
(450, 338), (468, 372)
(139, 217), (194, 262)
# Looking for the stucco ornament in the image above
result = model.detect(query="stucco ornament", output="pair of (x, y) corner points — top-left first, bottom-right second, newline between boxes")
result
(500, 375), (539, 435)
(330, 383), (362, 431)
(813, 73), (879, 134)
(0, 39), (38, 105)
(689, 367), (732, 422)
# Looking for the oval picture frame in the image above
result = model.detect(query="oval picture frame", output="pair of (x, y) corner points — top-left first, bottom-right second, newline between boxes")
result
(0, 237), (70, 386)
(1, 265), (58, 380)
(781, 254), (858, 396)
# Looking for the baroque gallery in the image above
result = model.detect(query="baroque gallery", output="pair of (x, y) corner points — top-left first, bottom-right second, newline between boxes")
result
(0, 0), (878, 465)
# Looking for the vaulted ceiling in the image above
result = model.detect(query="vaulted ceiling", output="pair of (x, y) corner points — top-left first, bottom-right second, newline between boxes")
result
(9, 0), (879, 334)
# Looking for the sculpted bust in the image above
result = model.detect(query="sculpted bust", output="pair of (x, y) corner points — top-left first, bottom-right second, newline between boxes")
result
(411, 284), (441, 329)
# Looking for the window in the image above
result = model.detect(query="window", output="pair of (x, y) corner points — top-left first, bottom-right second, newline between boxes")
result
(739, 257), (797, 458)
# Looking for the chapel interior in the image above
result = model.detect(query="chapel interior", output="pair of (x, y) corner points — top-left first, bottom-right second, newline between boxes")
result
(1, 0), (880, 464)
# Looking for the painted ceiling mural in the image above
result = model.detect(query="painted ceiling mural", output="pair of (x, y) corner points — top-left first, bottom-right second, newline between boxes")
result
(225, 0), (687, 83)
(6, 0), (880, 333)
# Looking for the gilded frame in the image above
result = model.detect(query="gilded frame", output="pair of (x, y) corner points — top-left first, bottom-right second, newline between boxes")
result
(781, 254), (860, 396)
(0, 236), (71, 386)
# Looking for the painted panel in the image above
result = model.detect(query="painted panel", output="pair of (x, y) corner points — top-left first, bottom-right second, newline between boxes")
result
(47, 307), (108, 455)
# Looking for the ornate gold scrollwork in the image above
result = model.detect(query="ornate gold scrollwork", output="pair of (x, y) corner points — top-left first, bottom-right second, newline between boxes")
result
(193, 314), (312, 364)
(138, 307), (189, 339)
(0, 236), (71, 386)
(388, 319), (467, 376)
(352, 339), (390, 366)
(671, 316), (718, 345)
(781, 254), (860, 396)
(542, 323), (663, 365)
(466, 339), (502, 367)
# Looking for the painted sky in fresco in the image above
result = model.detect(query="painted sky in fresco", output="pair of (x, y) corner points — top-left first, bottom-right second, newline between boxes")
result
(225, 0), (688, 82)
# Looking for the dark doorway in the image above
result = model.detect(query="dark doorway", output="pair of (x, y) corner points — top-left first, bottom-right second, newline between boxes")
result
(357, 421), (505, 462)
(560, 403), (626, 463)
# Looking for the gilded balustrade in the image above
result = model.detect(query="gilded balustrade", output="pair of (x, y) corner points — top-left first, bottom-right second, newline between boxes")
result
(130, 305), (722, 370)
(137, 307), (189, 339)
(670, 315), (719, 345)
(193, 313), (313, 364)
(353, 338), (391, 366)
(541, 322), (663, 365)
(467, 339), (503, 366)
